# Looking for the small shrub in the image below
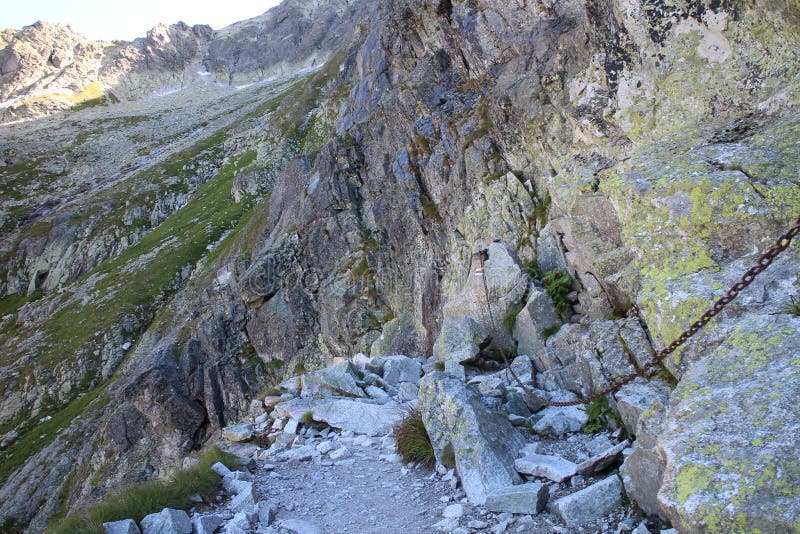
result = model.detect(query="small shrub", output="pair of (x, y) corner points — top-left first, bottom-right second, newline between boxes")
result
(780, 294), (800, 316)
(522, 259), (541, 280)
(301, 411), (315, 425)
(580, 396), (621, 434)
(542, 269), (573, 317)
(293, 361), (307, 375)
(393, 407), (435, 466)
(541, 325), (560, 339)
(502, 309), (520, 334)
(47, 447), (237, 534)
(433, 361), (445, 372)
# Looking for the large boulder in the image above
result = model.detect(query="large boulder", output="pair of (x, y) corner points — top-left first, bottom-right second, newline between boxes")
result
(419, 373), (525, 504)
(620, 385), (669, 519)
(535, 318), (654, 397)
(657, 316), (800, 533)
(441, 243), (528, 351)
(370, 315), (422, 357)
(512, 286), (561, 360)
(433, 316), (490, 364)
(378, 355), (422, 386)
(300, 367), (365, 398)
(275, 397), (403, 436)
(612, 379), (672, 437)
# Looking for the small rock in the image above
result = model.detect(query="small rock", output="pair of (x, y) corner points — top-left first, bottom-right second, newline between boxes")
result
(532, 406), (588, 436)
(277, 518), (324, 534)
(575, 441), (628, 475)
(103, 519), (141, 534)
(329, 446), (351, 460)
(442, 503), (464, 518)
(365, 385), (391, 401)
(381, 355), (423, 386)
(485, 483), (549, 515)
(140, 508), (192, 534)
(551, 475), (622, 527)
(396, 382), (419, 402)
(508, 414), (528, 426)
(284, 418), (300, 435)
(223, 511), (250, 533)
(514, 454), (577, 482)
(468, 519), (488, 529)
(478, 377), (506, 398)
(316, 441), (335, 454)
(222, 423), (255, 443)
(433, 517), (460, 532)
(570, 475), (585, 487)
(191, 514), (224, 534)
(212, 462), (232, 477)
(584, 434), (614, 456)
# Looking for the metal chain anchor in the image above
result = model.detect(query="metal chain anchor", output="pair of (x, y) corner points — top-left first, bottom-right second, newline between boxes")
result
(476, 214), (800, 408)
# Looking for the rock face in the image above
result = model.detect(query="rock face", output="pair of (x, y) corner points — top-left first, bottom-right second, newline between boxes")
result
(1, 0), (799, 531)
(419, 373), (525, 505)
(656, 317), (800, 533)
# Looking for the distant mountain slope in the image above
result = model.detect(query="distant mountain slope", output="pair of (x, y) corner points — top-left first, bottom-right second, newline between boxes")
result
(0, 0), (361, 122)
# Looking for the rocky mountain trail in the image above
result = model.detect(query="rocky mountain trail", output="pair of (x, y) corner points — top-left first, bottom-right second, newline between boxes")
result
(170, 350), (665, 534)
(2, 0), (799, 531)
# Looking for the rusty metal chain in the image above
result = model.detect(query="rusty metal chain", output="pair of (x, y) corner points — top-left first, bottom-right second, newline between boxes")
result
(478, 214), (800, 407)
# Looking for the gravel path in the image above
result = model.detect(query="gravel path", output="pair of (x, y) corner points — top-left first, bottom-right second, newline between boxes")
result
(255, 433), (452, 533)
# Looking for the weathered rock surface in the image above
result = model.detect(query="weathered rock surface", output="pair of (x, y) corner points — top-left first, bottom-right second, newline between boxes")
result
(1, 0), (799, 531)
(433, 316), (490, 364)
(103, 519), (142, 534)
(379, 355), (422, 386)
(657, 317), (800, 533)
(513, 287), (561, 360)
(484, 483), (549, 515)
(300, 367), (366, 398)
(514, 454), (578, 483)
(551, 476), (622, 527)
(276, 397), (404, 436)
(140, 508), (192, 534)
(532, 405), (589, 436)
(419, 373), (525, 505)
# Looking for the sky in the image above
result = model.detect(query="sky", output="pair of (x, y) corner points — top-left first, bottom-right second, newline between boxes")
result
(1, 0), (283, 41)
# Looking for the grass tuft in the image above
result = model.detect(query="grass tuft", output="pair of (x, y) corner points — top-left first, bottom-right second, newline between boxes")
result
(433, 361), (445, 372)
(580, 396), (621, 434)
(542, 268), (573, 317)
(780, 294), (800, 316)
(393, 407), (435, 466)
(46, 447), (237, 534)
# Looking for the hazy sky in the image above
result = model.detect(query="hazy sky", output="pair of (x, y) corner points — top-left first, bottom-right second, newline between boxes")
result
(1, 0), (283, 41)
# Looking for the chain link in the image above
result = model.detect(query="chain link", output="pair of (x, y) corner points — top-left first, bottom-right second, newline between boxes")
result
(479, 215), (800, 407)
